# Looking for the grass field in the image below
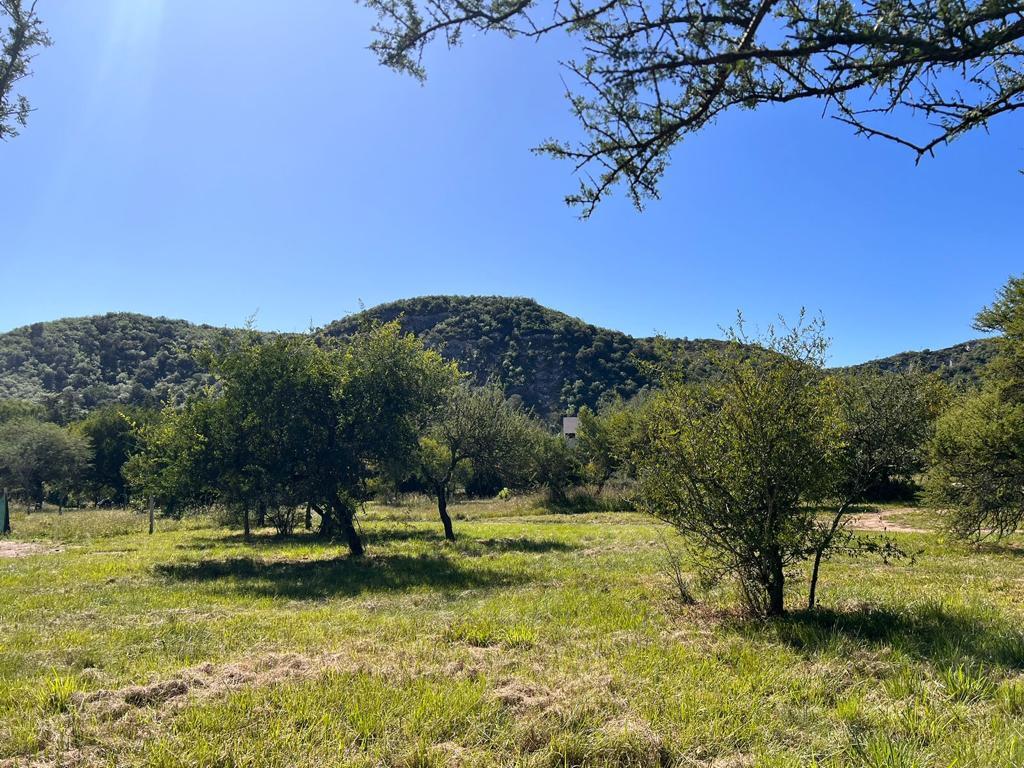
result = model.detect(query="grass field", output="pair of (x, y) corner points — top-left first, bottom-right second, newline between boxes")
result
(2, 499), (1023, 767)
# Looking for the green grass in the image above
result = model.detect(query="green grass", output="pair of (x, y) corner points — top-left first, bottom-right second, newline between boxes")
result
(1, 501), (1023, 766)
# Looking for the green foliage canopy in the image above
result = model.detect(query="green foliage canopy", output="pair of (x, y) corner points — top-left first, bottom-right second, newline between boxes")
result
(128, 323), (455, 555)
(417, 382), (535, 540)
(634, 316), (841, 616)
(71, 405), (156, 505)
(0, 417), (90, 507)
(928, 276), (1024, 540)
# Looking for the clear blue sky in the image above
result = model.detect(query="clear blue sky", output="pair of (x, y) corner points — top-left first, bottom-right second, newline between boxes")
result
(2, 1), (1021, 365)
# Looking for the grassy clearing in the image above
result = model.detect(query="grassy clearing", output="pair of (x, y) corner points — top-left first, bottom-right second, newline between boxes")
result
(1, 500), (1023, 767)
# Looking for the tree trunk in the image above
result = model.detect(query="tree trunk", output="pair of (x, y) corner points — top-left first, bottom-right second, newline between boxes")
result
(330, 495), (364, 557)
(436, 484), (455, 542)
(2, 489), (10, 535)
(243, 507), (251, 540)
(807, 548), (825, 610)
(304, 502), (312, 530)
(807, 503), (850, 610)
(148, 497), (155, 535)
(765, 551), (786, 617)
(315, 504), (334, 538)
(257, 499), (266, 528)
(339, 513), (364, 557)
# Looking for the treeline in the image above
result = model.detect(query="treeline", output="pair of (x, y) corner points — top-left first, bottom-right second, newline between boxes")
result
(124, 323), (581, 554)
(0, 323), (588, 550)
(0, 399), (151, 509)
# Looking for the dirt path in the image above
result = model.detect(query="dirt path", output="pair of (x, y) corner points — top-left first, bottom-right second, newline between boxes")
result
(847, 508), (929, 534)
(0, 540), (61, 558)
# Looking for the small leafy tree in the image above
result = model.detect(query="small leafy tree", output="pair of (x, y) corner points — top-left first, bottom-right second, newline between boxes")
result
(577, 395), (648, 492)
(806, 370), (934, 608)
(530, 430), (584, 505)
(928, 390), (1024, 539)
(321, 322), (457, 551)
(927, 276), (1024, 540)
(71, 405), (156, 505)
(418, 383), (534, 540)
(634, 315), (841, 617)
(0, 417), (90, 508)
(129, 323), (453, 555)
(577, 406), (617, 493)
(124, 399), (219, 519)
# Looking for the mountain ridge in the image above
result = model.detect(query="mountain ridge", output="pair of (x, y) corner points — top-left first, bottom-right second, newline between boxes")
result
(0, 296), (996, 421)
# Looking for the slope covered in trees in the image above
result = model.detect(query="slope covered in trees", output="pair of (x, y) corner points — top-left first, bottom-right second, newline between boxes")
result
(0, 314), (239, 421)
(324, 296), (726, 415)
(0, 297), (996, 420)
(848, 339), (996, 387)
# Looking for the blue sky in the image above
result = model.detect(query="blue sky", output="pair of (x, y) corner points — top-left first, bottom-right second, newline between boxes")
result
(2, 0), (1021, 365)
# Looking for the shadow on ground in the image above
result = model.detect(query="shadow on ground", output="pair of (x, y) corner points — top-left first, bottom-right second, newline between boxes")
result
(365, 526), (576, 554)
(975, 541), (1024, 557)
(181, 526), (577, 556)
(465, 536), (576, 554)
(734, 602), (1024, 671)
(178, 532), (322, 551)
(154, 552), (526, 599)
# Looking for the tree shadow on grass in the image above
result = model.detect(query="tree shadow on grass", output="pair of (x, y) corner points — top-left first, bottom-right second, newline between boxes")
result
(154, 553), (527, 600)
(463, 536), (576, 554)
(181, 527), (576, 555)
(731, 602), (1024, 671)
(178, 532), (323, 551)
(361, 525), (449, 546)
(974, 541), (1024, 557)
(363, 524), (577, 553)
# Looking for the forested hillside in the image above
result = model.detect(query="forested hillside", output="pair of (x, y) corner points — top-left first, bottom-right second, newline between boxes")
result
(0, 297), (996, 420)
(0, 314), (237, 421)
(849, 338), (996, 386)
(325, 296), (725, 415)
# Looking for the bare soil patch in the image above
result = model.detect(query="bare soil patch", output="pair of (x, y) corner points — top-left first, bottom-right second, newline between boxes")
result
(0, 540), (60, 558)
(847, 508), (929, 534)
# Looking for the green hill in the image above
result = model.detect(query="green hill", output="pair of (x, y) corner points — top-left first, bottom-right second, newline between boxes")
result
(0, 313), (239, 422)
(848, 338), (996, 387)
(0, 297), (997, 421)
(325, 296), (725, 415)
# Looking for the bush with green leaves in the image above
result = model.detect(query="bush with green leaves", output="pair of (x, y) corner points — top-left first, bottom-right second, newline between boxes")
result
(927, 276), (1024, 541)
(128, 322), (454, 555)
(634, 316), (930, 616)
(70, 404), (157, 505)
(530, 430), (584, 506)
(576, 395), (649, 493)
(0, 417), (90, 508)
(634, 316), (841, 616)
(416, 382), (535, 540)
